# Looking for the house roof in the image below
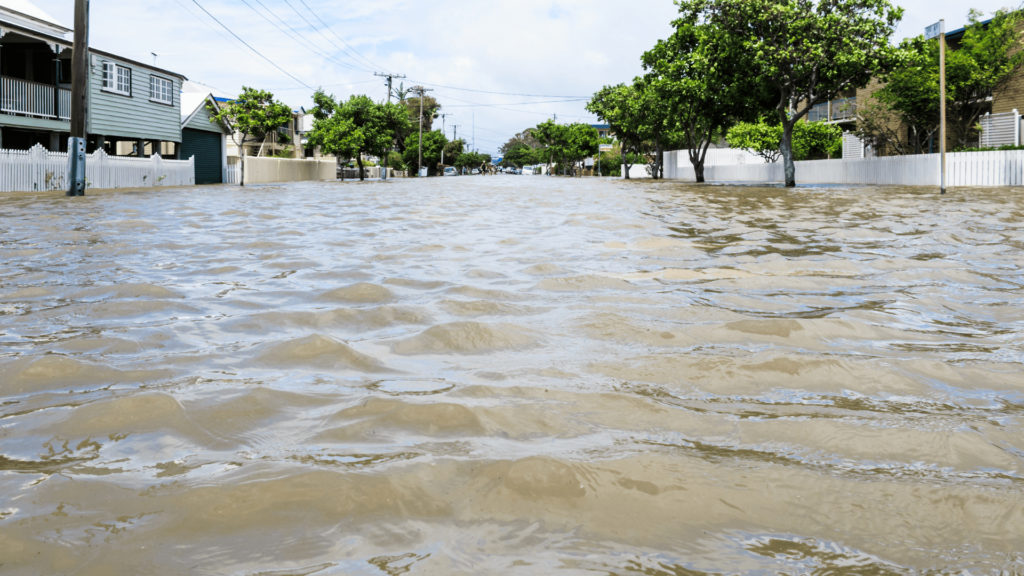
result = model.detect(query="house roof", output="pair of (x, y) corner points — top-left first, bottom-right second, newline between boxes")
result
(0, 0), (68, 32)
(181, 92), (229, 133)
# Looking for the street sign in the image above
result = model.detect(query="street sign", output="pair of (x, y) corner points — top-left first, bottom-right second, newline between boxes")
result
(925, 20), (944, 40)
(599, 144), (613, 152)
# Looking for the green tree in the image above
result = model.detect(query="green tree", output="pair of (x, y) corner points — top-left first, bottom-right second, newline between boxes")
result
(641, 0), (770, 182)
(554, 123), (601, 176)
(403, 130), (448, 175)
(442, 138), (466, 166)
(587, 84), (647, 179)
(502, 142), (535, 167)
(727, 118), (843, 162)
(306, 92), (408, 182)
(705, 0), (904, 186)
(210, 86), (292, 186)
(945, 9), (1024, 147)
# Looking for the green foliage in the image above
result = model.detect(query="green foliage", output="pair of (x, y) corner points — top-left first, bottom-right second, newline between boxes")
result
(704, 0), (904, 185)
(210, 86), (292, 186)
(530, 121), (600, 176)
(502, 142), (534, 167)
(270, 146), (293, 159)
(403, 130), (448, 175)
(455, 151), (488, 171)
(727, 119), (842, 162)
(386, 151), (406, 171)
(306, 91), (410, 181)
(955, 144), (1024, 152)
(443, 139), (466, 163)
(587, 84), (647, 178)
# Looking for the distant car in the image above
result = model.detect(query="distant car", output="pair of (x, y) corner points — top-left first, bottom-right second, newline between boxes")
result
(443, 167), (457, 176)
(471, 169), (480, 175)
(522, 165), (533, 174)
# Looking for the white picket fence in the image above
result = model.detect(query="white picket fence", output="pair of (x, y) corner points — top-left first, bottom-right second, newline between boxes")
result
(664, 149), (1024, 187)
(225, 164), (240, 184)
(1, 144), (195, 192)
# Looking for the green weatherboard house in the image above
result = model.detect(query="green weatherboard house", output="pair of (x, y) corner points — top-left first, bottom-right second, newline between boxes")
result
(0, 0), (187, 159)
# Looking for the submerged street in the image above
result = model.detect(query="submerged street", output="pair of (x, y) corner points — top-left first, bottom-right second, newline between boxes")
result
(1, 177), (1023, 574)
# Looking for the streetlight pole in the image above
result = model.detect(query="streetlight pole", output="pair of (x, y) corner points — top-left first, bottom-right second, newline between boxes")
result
(67, 0), (89, 196)
(375, 72), (405, 181)
(926, 19), (946, 194)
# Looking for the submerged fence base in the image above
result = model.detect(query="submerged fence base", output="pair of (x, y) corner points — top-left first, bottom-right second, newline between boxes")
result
(1, 144), (195, 192)
(663, 149), (1024, 187)
(241, 156), (335, 184)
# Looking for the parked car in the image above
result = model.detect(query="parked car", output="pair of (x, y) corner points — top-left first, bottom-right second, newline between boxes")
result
(444, 167), (457, 176)
(471, 169), (480, 175)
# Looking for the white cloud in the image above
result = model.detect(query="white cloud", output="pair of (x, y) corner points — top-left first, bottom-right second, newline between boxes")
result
(27, 0), (1014, 153)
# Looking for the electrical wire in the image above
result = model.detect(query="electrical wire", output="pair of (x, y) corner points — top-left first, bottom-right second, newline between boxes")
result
(171, 0), (278, 73)
(191, 0), (314, 89)
(296, 0), (385, 72)
(280, 0), (376, 73)
(269, 78), (380, 91)
(407, 80), (589, 99)
(241, 0), (371, 73)
(444, 98), (589, 108)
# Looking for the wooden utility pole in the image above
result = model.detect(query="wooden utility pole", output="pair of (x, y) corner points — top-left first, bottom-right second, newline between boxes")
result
(410, 86), (432, 176)
(374, 72), (404, 181)
(67, 0), (89, 196)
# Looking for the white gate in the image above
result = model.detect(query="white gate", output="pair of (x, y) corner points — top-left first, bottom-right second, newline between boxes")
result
(842, 133), (865, 159)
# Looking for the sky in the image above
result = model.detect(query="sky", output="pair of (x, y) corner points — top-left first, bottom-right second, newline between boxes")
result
(22, 0), (1020, 155)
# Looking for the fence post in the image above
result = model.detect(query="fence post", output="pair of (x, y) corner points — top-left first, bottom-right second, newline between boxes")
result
(1015, 109), (1020, 146)
(29, 144), (45, 191)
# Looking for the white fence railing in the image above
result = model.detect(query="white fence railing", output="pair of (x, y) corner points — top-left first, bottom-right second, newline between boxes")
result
(980, 110), (1020, 148)
(1, 76), (72, 120)
(663, 149), (1024, 187)
(843, 133), (865, 159)
(1, 145), (194, 192)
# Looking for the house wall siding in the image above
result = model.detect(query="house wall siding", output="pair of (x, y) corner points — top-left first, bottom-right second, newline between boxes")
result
(185, 102), (225, 133)
(87, 53), (182, 142)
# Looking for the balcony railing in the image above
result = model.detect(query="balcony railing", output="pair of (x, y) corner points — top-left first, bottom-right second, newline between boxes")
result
(1, 76), (71, 121)
(831, 97), (856, 121)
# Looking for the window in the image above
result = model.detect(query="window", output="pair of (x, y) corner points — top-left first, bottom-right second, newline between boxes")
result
(102, 62), (131, 95)
(150, 75), (173, 104)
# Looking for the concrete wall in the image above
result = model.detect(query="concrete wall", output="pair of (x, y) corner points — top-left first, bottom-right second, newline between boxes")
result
(242, 156), (335, 184)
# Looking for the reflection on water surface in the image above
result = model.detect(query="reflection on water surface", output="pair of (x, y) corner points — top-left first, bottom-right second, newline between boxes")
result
(1, 178), (1023, 574)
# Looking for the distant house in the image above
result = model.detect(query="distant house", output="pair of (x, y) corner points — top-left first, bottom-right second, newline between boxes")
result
(180, 89), (231, 184)
(0, 0), (187, 155)
(591, 124), (612, 139)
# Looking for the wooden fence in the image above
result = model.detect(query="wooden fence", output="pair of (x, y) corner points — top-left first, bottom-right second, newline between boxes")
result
(1, 145), (194, 192)
(663, 149), (1024, 187)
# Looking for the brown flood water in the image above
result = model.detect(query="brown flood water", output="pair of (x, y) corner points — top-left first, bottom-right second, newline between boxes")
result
(1, 177), (1023, 574)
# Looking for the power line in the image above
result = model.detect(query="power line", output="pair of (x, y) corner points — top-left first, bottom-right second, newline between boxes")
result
(444, 98), (589, 108)
(191, 0), (314, 89)
(171, 0), (277, 74)
(281, 0), (375, 73)
(242, 0), (371, 73)
(433, 92), (596, 119)
(296, 0), (385, 72)
(268, 78), (379, 91)
(407, 79), (589, 99)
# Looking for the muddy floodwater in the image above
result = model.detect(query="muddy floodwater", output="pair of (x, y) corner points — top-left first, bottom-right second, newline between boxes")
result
(1, 177), (1023, 574)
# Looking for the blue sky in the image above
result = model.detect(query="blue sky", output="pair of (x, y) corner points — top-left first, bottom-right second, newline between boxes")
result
(25, 0), (1018, 154)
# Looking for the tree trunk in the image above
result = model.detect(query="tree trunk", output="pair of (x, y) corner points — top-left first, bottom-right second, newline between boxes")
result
(357, 155), (365, 181)
(654, 141), (662, 180)
(623, 145), (631, 180)
(693, 159), (705, 183)
(240, 151), (246, 187)
(780, 121), (796, 187)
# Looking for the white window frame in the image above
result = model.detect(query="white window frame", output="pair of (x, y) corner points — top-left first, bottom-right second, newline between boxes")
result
(150, 75), (173, 105)
(101, 61), (132, 96)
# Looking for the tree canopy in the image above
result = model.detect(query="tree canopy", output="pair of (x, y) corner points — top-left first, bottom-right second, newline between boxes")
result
(210, 86), (292, 186)
(306, 91), (410, 181)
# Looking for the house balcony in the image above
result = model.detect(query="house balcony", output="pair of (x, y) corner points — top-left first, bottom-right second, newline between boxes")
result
(807, 97), (857, 124)
(1, 75), (71, 121)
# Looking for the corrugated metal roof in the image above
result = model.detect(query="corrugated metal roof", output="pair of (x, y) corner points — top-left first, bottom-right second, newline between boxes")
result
(0, 0), (67, 30)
